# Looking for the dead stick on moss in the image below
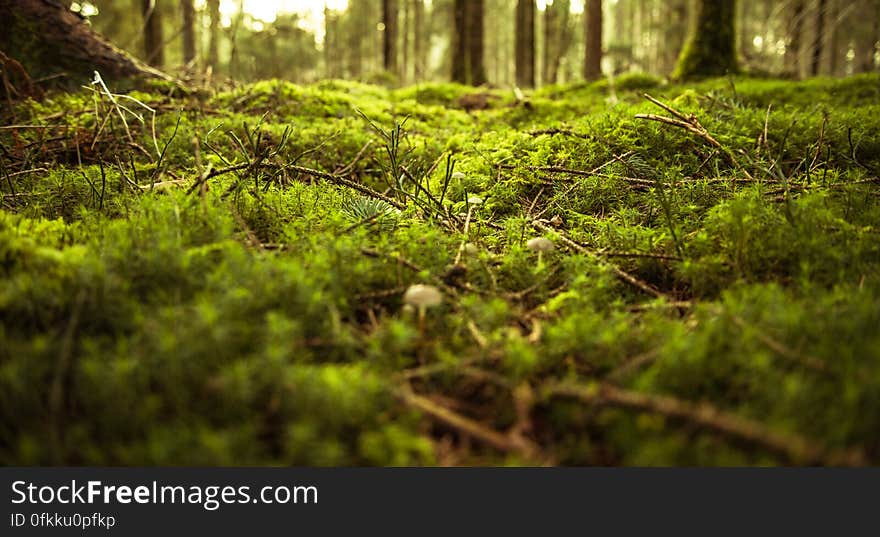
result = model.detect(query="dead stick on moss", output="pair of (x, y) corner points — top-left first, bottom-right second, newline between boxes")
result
(532, 221), (671, 301)
(49, 289), (86, 464)
(637, 94), (754, 181)
(397, 385), (539, 459)
(545, 381), (866, 466)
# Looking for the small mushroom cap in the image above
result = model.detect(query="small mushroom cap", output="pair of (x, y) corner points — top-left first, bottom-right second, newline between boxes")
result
(463, 242), (480, 255)
(403, 284), (443, 308)
(526, 237), (555, 252)
(467, 196), (484, 206)
(451, 171), (466, 180)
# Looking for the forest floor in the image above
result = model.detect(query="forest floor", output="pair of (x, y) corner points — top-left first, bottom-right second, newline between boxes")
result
(1, 73), (879, 465)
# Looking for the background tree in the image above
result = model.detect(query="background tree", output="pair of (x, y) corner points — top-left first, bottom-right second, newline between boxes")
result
(515, 0), (536, 87)
(785, 0), (806, 77)
(141, 0), (165, 68)
(452, 0), (486, 85)
(181, 0), (197, 66)
(583, 0), (603, 81)
(207, 0), (221, 72)
(673, 0), (738, 79)
(467, 0), (487, 85)
(811, 0), (827, 76)
(383, 0), (399, 75)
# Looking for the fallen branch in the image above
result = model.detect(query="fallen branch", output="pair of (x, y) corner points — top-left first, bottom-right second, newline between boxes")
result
(397, 385), (540, 460)
(545, 381), (866, 466)
(532, 221), (673, 301)
(637, 93), (754, 181)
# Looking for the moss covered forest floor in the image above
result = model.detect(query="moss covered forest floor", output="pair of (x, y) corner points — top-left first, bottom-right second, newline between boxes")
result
(2, 73), (879, 465)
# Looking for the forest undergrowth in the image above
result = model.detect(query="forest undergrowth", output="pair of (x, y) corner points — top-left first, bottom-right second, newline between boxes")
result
(1, 73), (879, 465)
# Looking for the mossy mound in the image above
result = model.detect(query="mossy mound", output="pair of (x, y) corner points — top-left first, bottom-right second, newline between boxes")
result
(2, 75), (879, 465)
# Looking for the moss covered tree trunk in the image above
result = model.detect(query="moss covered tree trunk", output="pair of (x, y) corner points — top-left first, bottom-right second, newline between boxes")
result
(0, 0), (171, 89)
(673, 0), (738, 80)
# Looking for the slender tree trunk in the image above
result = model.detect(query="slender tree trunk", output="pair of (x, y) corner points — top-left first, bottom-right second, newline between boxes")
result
(452, 0), (469, 83)
(543, 1), (557, 85)
(515, 0), (536, 87)
(402, 0), (410, 82)
(467, 0), (487, 85)
(854, 0), (878, 72)
(0, 0), (171, 89)
(413, 0), (425, 80)
(382, 0), (398, 74)
(584, 0), (603, 80)
(181, 0), (196, 65)
(141, 0), (164, 68)
(673, 0), (738, 79)
(786, 0), (805, 77)
(207, 0), (221, 71)
(811, 0), (827, 76)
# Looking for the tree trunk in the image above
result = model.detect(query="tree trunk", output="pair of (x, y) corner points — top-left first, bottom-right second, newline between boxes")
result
(181, 0), (197, 66)
(673, 0), (738, 80)
(207, 0), (221, 71)
(141, 0), (165, 68)
(853, 0), (878, 73)
(382, 0), (398, 74)
(452, 0), (469, 83)
(402, 0), (410, 82)
(663, 0), (689, 74)
(785, 0), (805, 77)
(515, 0), (536, 87)
(811, 0), (827, 76)
(413, 0), (425, 80)
(0, 0), (171, 90)
(467, 0), (487, 85)
(452, 0), (486, 85)
(584, 0), (603, 80)
(543, 1), (557, 85)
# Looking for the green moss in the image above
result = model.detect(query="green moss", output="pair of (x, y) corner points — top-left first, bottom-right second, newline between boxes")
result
(1, 73), (879, 465)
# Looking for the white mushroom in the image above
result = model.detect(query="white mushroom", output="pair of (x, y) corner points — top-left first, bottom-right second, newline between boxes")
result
(403, 284), (442, 333)
(463, 242), (480, 256)
(451, 171), (466, 181)
(526, 237), (555, 252)
(467, 195), (484, 206)
(403, 284), (443, 309)
(526, 237), (555, 266)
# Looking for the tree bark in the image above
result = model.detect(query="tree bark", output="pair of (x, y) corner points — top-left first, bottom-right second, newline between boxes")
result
(382, 0), (398, 74)
(206, 0), (220, 71)
(811, 0), (827, 76)
(785, 0), (805, 77)
(452, 0), (468, 83)
(673, 0), (738, 80)
(515, 0), (536, 87)
(413, 0), (425, 80)
(467, 0), (487, 85)
(0, 0), (171, 90)
(452, 0), (486, 85)
(181, 0), (197, 66)
(141, 0), (165, 68)
(584, 0), (603, 80)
